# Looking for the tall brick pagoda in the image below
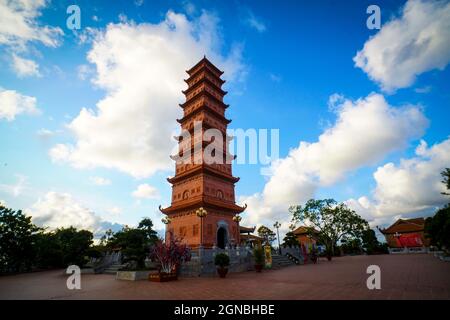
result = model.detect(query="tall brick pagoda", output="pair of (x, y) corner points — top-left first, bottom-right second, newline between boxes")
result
(159, 57), (246, 249)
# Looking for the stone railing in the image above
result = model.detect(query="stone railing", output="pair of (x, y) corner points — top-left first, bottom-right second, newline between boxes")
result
(180, 245), (254, 277)
(388, 247), (428, 254)
(280, 246), (304, 260)
(90, 251), (122, 273)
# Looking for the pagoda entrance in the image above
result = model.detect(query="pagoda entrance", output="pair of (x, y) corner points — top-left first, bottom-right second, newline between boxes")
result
(217, 227), (228, 249)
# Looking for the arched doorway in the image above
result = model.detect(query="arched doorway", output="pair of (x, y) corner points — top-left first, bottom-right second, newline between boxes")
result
(217, 227), (227, 249)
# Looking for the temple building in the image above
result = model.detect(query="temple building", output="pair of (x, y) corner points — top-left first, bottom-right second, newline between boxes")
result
(239, 226), (263, 247)
(378, 217), (430, 249)
(160, 57), (246, 249)
(293, 226), (319, 249)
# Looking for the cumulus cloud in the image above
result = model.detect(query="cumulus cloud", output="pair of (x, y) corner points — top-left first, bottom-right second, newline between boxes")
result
(347, 137), (450, 226)
(11, 54), (41, 77)
(0, 88), (40, 121)
(50, 10), (246, 178)
(354, 0), (450, 92)
(241, 93), (428, 230)
(0, 0), (63, 49)
(89, 176), (111, 186)
(132, 183), (159, 199)
(27, 192), (122, 236)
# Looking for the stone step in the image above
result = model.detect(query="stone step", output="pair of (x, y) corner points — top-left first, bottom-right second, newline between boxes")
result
(271, 255), (297, 268)
(102, 264), (125, 274)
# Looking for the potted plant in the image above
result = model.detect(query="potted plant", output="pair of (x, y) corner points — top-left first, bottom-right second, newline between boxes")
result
(149, 233), (191, 282)
(253, 246), (265, 272)
(215, 253), (230, 278)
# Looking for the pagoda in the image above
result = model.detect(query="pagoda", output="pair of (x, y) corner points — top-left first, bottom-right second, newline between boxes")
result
(159, 57), (246, 249)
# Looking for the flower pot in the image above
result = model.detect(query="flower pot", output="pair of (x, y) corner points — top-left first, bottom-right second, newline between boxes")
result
(217, 267), (228, 278)
(254, 264), (263, 272)
(149, 272), (178, 282)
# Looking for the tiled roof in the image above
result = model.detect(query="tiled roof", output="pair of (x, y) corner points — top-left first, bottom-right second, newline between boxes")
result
(293, 226), (318, 235)
(239, 226), (255, 233)
(241, 234), (263, 241)
(381, 218), (425, 234)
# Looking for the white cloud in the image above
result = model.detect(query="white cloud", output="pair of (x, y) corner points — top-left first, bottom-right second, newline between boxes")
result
(347, 137), (450, 227)
(132, 183), (159, 199)
(241, 93), (428, 229)
(354, 0), (450, 92)
(50, 10), (245, 178)
(107, 206), (122, 216)
(36, 128), (56, 139)
(415, 85), (432, 94)
(245, 10), (266, 33)
(89, 176), (112, 186)
(0, 174), (28, 197)
(0, 0), (63, 50)
(77, 64), (94, 80)
(12, 54), (41, 77)
(0, 88), (40, 121)
(76, 27), (100, 45)
(27, 191), (121, 236)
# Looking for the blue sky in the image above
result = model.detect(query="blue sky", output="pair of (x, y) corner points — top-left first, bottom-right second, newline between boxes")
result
(0, 0), (449, 238)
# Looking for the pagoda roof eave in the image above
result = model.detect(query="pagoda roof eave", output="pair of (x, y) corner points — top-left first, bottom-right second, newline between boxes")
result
(186, 56), (224, 76)
(176, 106), (231, 124)
(179, 90), (229, 109)
(159, 197), (246, 215)
(167, 165), (240, 184)
(182, 77), (226, 96)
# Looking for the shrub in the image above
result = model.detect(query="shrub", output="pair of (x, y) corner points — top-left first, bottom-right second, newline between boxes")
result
(253, 247), (265, 265)
(150, 232), (191, 274)
(214, 253), (230, 267)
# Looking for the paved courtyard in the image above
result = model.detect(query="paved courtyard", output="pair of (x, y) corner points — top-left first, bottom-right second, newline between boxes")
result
(0, 254), (449, 300)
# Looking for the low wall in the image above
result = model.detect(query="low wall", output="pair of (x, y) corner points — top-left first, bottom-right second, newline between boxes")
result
(180, 246), (254, 277)
(388, 247), (428, 254)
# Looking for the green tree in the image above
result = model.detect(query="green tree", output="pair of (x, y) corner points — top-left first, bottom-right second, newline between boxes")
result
(34, 231), (63, 268)
(360, 228), (388, 254)
(257, 225), (276, 245)
(107, 218), (158, 269)
(340, 237), (362, 255)
(290, 199), (369, 260)
(282, 231), (299, 247)
(441, 168), (450, 195)
(425, 205), (450, 251)
(53, 227), (94, 267)
(0, 205), (41, 273)
(138, 218), (158, 241)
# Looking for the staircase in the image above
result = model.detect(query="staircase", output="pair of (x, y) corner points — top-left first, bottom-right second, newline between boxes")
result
(271, 254), (296, 269)
(103, 263), (125, 274)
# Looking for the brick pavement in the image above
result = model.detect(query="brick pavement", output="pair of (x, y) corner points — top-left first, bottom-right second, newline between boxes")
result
(0, 254), (449, 300)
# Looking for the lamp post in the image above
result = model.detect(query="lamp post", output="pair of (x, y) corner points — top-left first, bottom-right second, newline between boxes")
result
(274, 221), (281, 255)
(195, 207), (208, 247)
(233, 214), (242, 247)
(161, 216), (171, 242)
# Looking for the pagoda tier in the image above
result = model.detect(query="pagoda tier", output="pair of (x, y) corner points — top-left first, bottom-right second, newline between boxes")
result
(176, 105), (231, 125)
(159, 56), (245, 249)
(159, 197), (246, 215)
(166, 164), (240, 184)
